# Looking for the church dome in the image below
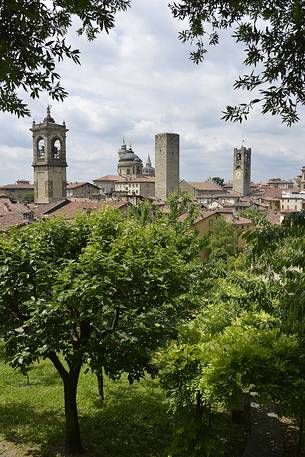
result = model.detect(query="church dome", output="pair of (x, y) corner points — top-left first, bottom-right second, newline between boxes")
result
(119, 146), (142, 163)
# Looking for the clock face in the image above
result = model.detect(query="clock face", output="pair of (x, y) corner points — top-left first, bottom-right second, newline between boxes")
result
(235, 170), (241, 178)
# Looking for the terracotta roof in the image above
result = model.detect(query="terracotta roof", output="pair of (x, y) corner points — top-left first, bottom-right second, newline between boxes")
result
(0, 196), (32, 230)
(0, 213), (28, 231)
(223, 214), (253, 226)
(115, 177), (155, 183)
(262, 188), (284, 199)
(216, 207), (235, 214)
(186, 181), (223, 191)
(266, 212), (281, 225)
(44, 200), (129, 219)
(184, 210), (219, 224)
(34, 200), (69, 217)
(0, 196), (30, 216)
(262, 196), (281, 202)
(217, 190), (242, 198)
(0, 182), (34, 190)
(67, 182), (100, 190)
(93, 175), (124, 182)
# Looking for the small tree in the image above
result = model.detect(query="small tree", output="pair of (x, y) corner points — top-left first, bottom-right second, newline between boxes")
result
(208, 217), (239, 259)
(211, 177), (224, 187)
(0, 208), (199, 454)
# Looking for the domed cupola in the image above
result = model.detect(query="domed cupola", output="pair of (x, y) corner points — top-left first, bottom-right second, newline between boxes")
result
(117, 142), (143, 177)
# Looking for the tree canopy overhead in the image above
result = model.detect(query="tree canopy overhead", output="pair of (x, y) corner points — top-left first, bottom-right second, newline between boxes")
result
(170, 0), (305, 125)
(0, 0), (130, 117)
(1, 0), (304, 124)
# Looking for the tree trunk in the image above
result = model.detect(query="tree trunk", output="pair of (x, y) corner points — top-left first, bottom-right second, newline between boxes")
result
(298, 416), (304, 456)
(97, 369), (105, 401)
(64, 367), (84, 455)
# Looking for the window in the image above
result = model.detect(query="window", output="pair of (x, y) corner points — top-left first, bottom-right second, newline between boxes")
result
(37, 138), (45, 158)
(52, 139), (61, 159)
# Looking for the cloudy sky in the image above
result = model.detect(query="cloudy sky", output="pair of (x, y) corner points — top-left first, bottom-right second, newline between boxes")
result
(1, 0), (305, 185)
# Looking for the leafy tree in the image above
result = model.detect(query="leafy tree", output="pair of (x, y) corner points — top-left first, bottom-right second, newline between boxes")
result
(167, 191), (200, 226)
(170, 0), (305, 125)
(0, 209), (199, 454)
(211, 177), (224, 187)
(208, 217), (239, 260)
(157, 264), (305, 455)
(239, 208), (266, 225)
(0, 0), (130, 117)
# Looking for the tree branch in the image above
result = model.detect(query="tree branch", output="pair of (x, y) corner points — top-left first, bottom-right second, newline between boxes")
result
(111, 307), (120, 331)
(48, 351), (68, 381)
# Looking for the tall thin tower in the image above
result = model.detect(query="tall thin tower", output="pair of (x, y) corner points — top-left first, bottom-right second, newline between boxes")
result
(232, 145), (251, 196)
(155, 133), (180, 201)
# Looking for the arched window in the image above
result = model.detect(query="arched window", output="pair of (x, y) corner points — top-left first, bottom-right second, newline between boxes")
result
(236, 152), (241, 161)
(37, 138), (45, 158)
(52, 139), (61, 159)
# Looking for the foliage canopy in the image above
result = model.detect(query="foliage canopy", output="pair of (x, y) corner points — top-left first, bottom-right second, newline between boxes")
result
(0, 208), (200, 453)
(170, 0), (305, 125)
(0, 0), (130, 117)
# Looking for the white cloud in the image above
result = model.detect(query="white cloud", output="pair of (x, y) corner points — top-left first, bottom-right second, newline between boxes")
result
(0, 0), (304, 185)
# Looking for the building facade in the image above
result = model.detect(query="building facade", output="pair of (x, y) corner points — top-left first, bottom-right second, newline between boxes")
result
(155, 133), (179, 201)
(280, 191), (305, 212)
(268, 178), (294, 189)
(232, 146), (251, 196)
(114, 177), (155, 197)
(31, 107), (68, 204)
(0, 180), (34, 202)
(66, 182), (101, 200)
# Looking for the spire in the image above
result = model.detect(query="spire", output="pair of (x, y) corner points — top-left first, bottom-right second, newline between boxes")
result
(146, 154), (152, 167)
(43, 105), (55, 123)
(121, 138), (126, 150)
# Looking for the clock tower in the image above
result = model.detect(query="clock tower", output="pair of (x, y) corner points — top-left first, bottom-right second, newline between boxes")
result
(232, 145), (251, 196)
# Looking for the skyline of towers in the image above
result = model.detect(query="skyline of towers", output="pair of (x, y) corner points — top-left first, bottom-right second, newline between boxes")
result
(30, 108), (256, 204)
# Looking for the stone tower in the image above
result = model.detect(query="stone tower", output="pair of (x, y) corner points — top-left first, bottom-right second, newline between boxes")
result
(232, 145), (251, 196)
(300, 166), (305, 190)
(155, 133), (179, 201)
(31, 107), (68, 204)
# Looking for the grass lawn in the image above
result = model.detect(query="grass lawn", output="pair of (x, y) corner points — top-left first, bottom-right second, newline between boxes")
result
(0, 349), (249, 457)
(0, 353), (171, 457)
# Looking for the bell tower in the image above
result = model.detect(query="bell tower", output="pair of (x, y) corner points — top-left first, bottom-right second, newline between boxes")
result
(31, 107), (68, 204)
(232, 145), (251, 196)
